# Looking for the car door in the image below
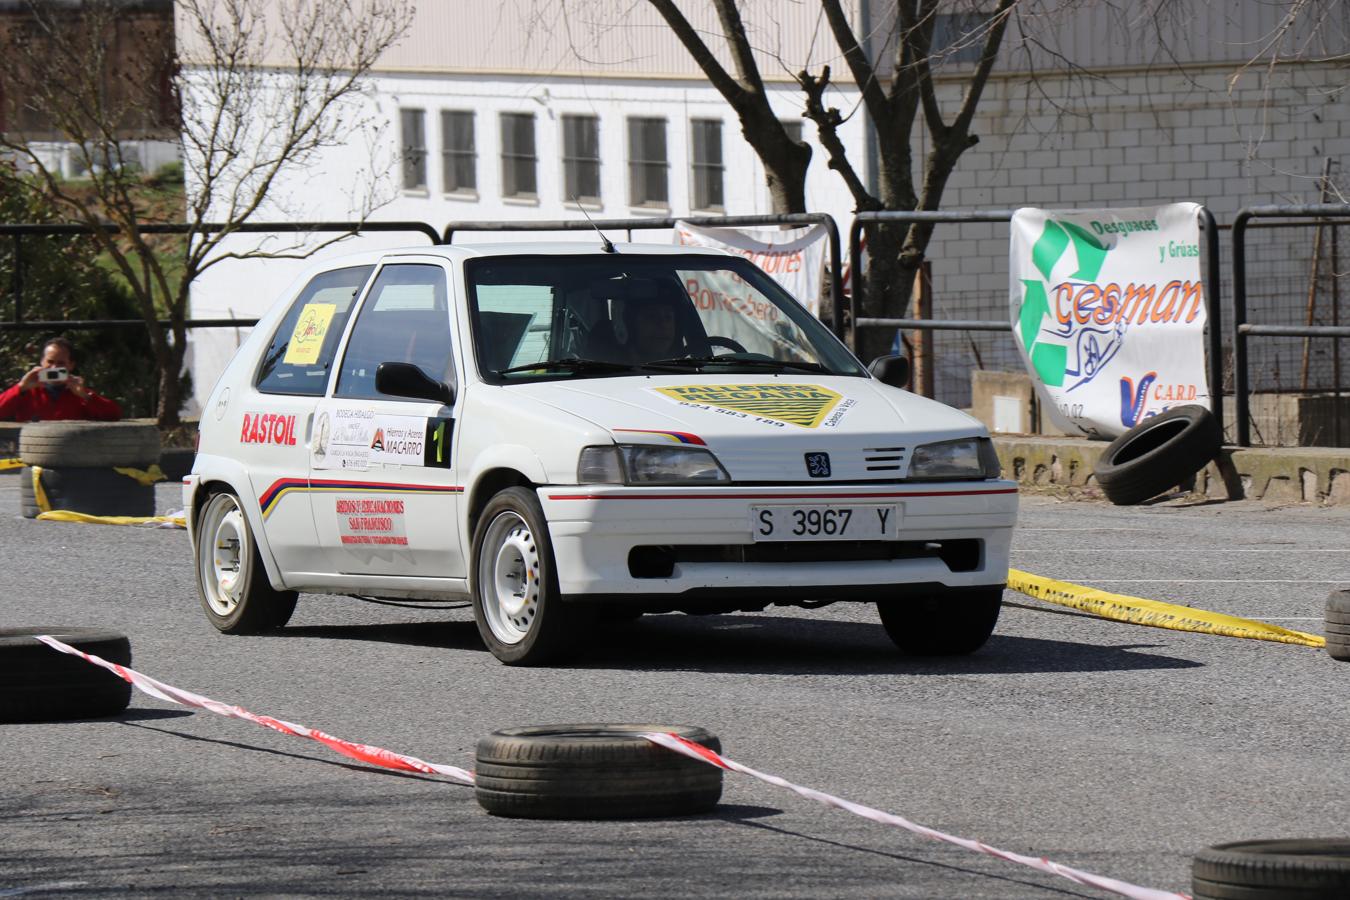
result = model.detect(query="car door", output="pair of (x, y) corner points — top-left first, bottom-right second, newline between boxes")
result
(246, 264), (375, 576)
(309, 261), (464, 578)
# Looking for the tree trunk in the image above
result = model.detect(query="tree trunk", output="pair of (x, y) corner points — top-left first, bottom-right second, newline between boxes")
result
(747, 123), (811, 214)
(858, 221), (920, 362)
(155, 340), (185, 429)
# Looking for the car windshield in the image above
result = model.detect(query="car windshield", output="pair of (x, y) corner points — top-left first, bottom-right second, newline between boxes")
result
(465, 254), (867, 383)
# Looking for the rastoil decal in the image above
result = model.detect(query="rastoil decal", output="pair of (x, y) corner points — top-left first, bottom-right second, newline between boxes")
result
(241, 412), (297, 446)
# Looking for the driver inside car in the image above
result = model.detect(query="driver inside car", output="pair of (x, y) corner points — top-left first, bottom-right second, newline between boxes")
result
(595, 279), (701, 364)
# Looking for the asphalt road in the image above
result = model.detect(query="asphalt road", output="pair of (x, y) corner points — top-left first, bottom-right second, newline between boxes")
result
(3, 477), (1349, 899)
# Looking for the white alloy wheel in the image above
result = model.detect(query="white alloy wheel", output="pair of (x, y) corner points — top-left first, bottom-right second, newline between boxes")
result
(194, 490), (298, 635)
(478, 509), (542, 645)
(199, 492), (250, 618)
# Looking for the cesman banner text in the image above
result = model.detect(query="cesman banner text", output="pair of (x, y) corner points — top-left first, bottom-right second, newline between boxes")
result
(1009, 203), (1210, 439)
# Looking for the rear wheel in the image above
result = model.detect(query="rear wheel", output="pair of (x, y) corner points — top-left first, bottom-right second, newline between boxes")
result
(877, 587), (1004, 655)
(471, 487), (587, 665)
(195, 491), (297, 634)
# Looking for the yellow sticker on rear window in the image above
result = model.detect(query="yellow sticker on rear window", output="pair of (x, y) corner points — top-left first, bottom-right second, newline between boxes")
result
(283, 303), (337, 366)
(653, 383), (843, 428)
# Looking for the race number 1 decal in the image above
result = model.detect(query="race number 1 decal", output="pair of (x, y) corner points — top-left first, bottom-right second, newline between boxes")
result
(425, 417), (454, 468)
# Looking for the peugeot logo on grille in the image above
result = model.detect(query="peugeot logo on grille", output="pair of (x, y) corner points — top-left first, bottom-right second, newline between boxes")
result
(804, 452), (831, 478)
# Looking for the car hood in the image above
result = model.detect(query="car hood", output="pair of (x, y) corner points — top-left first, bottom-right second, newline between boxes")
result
(509, 374), (987, 482)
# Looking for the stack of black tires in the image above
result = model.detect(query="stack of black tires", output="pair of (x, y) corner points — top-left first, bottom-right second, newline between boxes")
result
(19, 421), (161, 518)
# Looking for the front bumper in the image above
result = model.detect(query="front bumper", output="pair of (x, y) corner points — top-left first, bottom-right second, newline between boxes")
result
(539, 481), (1018, 599)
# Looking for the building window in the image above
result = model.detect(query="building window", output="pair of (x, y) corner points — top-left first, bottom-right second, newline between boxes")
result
(400, 108), (427, 192)
(690, 119), (724, 210)
(561, 114), (601, 204)
(932, 12), (989, 65)
(441, 110), (476, 194)
(627, 116), (668, 207)
(501, 112), (538, 199)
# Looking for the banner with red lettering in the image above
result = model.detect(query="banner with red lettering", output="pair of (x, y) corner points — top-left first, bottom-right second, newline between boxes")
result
(1009, 203), (1210, 439)
(674, 221), (828, 317)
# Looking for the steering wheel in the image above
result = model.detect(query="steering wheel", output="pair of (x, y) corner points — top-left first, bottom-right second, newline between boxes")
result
(707, 336), (748, 355)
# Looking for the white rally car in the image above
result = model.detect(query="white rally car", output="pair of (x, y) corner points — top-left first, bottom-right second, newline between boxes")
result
(186, 242), (1017, 665)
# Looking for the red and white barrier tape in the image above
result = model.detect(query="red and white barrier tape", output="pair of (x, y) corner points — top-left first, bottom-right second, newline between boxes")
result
(35, 636), (1185, 899)
(642, 732), (1187, 900)
(34, 635), (474, 785)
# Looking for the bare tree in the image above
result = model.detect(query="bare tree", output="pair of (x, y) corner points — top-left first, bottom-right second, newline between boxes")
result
(611, 1), (1014, 355)
(0, 0), (412, 427)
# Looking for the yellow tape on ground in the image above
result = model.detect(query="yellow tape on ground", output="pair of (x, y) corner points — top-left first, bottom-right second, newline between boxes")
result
(0, 457), (22, 471)
(35, 510), (186, 528)
(1007, 568), (1325, 648)
(30, 465), (51, 512)
(113, 464), (167, 486)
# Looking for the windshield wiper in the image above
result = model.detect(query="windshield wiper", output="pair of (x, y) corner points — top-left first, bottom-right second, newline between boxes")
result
(496, 357), (642, 376)
(644, 355), (832, 374)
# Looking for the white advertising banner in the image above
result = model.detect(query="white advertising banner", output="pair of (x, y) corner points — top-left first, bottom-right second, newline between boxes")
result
(674, 221), (828, 316)
(1009, 203), (1210, 439)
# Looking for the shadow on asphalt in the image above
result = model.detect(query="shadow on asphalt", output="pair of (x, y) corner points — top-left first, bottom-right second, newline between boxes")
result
(728, 817), (1098, 898)
(266, 614), (1200, 676)
(117, 720), (467, 785)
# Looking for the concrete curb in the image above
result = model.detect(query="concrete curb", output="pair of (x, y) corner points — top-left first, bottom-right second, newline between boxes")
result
(993, 436), (1350, 506)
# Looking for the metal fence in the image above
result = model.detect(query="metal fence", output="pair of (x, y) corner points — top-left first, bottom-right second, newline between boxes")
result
(2, 211), (1346, 449)
(0, 221), (442, 333)
(1232, 205), (1350, 447)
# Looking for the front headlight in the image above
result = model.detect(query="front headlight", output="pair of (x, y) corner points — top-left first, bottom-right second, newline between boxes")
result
(578, 444), (730, 485)
(908, 437), (1001, 480)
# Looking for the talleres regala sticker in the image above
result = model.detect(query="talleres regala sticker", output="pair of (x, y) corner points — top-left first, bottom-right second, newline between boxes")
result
(652, 384), (856, 429)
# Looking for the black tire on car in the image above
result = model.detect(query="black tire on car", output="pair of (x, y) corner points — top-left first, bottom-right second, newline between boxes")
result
(1092, 404), (1223, 505)
(1192, 838), (1350, 899)
(1324, 590), (1350, 662)
(20, 464), (156, 518)
(0, 627), (132, 722)
(470, 486), (590, 665)
(474, 724), (724, 819)
(877, 586), (1004, 655)
(19, 420), (161, 468)
(194, 490), (297, 634)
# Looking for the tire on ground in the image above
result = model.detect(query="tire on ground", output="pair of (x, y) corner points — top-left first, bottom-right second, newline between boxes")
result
(20, 420), (160, 468)
(0, 627), (132, 722)
(1325, 590), (1350, 662)
(877, 586), (1004, 656)
(475, 724), (723, 819)
(1192, 838), (1350, 899)
(20, 465), (155, 518)
(1092, 404), (1222, 505)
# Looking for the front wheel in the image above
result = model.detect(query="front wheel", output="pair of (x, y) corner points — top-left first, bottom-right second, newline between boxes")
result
(195, 491), (297, 634)
(877, 587), (1004, 655)
(471, 487), (586, 665)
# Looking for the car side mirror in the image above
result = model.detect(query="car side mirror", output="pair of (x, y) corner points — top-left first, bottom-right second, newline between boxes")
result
(868, 355), (911, 389)
(376, 361), (455, 406)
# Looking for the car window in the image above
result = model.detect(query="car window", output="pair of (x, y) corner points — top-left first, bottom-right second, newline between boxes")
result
(465, 254), (866, 382)
(474, 284), (557, 371)
(335, 263), (453, 400)
(256, 265), (374, 396)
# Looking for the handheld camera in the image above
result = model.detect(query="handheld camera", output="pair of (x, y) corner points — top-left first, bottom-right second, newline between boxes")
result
(41, 367), (69, 384)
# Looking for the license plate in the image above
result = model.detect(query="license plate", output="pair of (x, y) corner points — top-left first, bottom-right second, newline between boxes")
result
(749, 504), (899, 542)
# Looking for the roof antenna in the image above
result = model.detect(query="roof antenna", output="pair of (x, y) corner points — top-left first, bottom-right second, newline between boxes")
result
(573, 195), (616, 254)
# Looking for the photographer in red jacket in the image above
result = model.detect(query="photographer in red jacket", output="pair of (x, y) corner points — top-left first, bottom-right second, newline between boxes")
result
(0, 337), (121, 421)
